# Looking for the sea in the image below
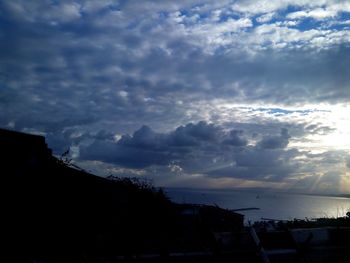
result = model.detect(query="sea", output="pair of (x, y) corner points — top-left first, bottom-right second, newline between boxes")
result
(165, 188), (350, 224)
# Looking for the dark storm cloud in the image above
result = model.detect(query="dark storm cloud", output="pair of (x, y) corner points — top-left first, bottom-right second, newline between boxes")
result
(223, 130), (248, 147)
(258, 128), (290, 149)
(79, 121), (300, 182)
(170, 121), (222, 145)
(80, 121), (228, 169)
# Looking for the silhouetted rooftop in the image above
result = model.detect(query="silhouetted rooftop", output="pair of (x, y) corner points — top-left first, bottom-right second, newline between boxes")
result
(0, 128), (52, 169)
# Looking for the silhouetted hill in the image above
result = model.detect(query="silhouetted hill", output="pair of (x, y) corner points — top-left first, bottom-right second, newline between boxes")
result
(0, 129), (176, 256)
(1, 128), (243, 261)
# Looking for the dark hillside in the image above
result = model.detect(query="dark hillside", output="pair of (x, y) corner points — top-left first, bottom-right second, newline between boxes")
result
(1, 128), (244, 261)
(1, 128), (176, 258)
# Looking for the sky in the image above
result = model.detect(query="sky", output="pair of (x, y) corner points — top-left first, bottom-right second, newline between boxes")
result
(1, 0), (350, 194)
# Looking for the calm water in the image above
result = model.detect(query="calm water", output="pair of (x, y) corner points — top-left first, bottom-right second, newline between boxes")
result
(165, 188), (350, 223)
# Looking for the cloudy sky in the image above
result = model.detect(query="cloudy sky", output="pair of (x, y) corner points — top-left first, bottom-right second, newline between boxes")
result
(1, 0), (350, 194)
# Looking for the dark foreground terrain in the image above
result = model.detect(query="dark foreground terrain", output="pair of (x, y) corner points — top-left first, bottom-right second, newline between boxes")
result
(1, 128), (349, 263)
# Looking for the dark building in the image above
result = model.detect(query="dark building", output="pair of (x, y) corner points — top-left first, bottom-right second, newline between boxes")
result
(0, 128), (52, 173)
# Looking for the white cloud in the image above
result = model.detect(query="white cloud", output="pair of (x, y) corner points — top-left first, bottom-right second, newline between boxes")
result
(168, 14), (253, 52)
(2, 1), (82, 23)
(245, 23), (350, 51)
(287, 8), (337, 20)
(256, 12), (276, 23)
(231, 0), (329, 14)
(327, 2), (350, 13)
(57, 3), (82, 22)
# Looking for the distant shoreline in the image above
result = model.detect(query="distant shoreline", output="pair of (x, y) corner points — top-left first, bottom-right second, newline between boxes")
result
(163, 186), (350, 199)
(304, 193), (350, 199)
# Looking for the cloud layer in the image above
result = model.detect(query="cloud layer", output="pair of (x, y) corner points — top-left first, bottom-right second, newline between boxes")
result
(1, 0), (350, 193)
(77, 121), (350, 194)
